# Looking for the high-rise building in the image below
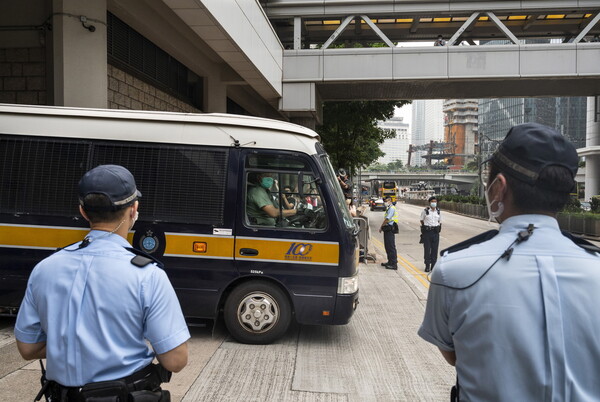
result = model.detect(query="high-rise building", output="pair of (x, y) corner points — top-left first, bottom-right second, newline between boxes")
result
(443, 99), (478, 168)
(377, 116), (411, 165)
(478, 97), (587, 161)
(411, 100), (444, 166)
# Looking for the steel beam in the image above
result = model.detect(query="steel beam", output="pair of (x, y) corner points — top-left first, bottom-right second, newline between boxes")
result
(322, 15), (354, 49)
(360, 15), (395, 47)
(574, 12), (600, 44)
(486, 12), (519, 44)
(448, 12), (479, 46)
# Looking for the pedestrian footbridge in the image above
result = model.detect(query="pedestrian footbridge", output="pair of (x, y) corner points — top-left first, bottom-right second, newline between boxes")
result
(258, 1), (600, 119)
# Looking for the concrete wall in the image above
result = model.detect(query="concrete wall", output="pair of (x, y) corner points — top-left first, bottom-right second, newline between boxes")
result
(107, 65), (200, 113)
(0, 47), (47, 105)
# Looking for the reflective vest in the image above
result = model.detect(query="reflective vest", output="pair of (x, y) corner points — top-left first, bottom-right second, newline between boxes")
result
(386, 204), (398, 223)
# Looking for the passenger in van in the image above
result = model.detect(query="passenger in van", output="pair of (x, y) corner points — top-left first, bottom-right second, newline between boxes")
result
(247, 172), (297, 226)
(282, 185), (298, 209)
(14, 165), (190, 401)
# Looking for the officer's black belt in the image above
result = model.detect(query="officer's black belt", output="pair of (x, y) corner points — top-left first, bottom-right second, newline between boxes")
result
(47, 363), (169, 401)
(423, 226), (439, 231)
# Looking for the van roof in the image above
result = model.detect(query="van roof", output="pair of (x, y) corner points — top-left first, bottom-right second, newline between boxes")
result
(0, 104), (320, 153)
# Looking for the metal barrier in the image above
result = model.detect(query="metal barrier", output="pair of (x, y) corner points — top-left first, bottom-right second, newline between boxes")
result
(353, 216), (375, 263)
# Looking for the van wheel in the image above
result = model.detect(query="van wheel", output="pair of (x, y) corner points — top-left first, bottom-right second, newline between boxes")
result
(224, 281), (291, 344)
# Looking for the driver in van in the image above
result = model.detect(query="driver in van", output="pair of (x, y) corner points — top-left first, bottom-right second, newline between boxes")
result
(247, 172), (297, 226)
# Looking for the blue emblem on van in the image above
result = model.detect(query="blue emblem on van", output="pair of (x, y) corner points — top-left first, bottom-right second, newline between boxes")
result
(141, 230), (158, 253)
(285, 242), (313, 261)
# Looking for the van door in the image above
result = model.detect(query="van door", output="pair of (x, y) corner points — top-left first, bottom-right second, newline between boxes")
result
(224, 150), (341, 343)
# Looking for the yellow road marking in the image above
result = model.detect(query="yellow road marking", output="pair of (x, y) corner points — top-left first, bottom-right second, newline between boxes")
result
(371, 236), (430, 289)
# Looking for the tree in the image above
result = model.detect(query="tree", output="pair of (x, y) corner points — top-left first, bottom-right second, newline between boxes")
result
(387, 159), (404, 171)
(317, 100), (410, 174)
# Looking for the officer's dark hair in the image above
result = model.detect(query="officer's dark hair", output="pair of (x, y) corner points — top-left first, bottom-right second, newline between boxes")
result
(489, 161), (572, 213)
(428, 196), (437, 202)
(82, 194), (130, 223)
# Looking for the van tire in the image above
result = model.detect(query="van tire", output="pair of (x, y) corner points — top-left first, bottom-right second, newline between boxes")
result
(224, 281), (292, 344)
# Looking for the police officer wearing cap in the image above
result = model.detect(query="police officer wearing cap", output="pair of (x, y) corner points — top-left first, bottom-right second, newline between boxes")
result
(418, 123), (600, 401)
(379, 196), (399, 270)
(15, 165), (190, 401)
(420, 196), (442, 272)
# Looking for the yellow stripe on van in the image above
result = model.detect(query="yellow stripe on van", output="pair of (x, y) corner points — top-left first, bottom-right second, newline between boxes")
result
(164, 233), (234, 258)
(236, 237), (339, 265)
(0, 224), (88, 249)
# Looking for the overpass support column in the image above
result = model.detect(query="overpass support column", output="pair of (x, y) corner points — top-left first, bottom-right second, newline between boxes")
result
(584, 96), (600, 200)
(280, 82), (322, 131)
(51, 0), (107, 108)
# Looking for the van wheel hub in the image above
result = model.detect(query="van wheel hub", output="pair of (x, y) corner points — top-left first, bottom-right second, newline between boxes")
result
(238, 293), (278, 332)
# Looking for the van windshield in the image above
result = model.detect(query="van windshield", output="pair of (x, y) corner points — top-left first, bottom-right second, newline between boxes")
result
(318, 154), (354, 230)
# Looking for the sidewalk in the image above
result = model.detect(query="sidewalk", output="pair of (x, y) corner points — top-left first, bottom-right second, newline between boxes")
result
(171, 258), (454, 401)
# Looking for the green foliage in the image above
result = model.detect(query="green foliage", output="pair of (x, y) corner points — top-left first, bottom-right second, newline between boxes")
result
(438, 194), (485, 205)
(463, 160), (479, 172)
(317, 100), (410, 174)
(592, 197), (600, 213)
(386, 159), (404, 171)
(562, 197), (581, 213)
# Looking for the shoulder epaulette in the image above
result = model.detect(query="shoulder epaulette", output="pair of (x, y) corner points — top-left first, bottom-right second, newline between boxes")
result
(561, 231), (600, 254)
(440, 230), (499, 256)
(125, 247), (164, 268)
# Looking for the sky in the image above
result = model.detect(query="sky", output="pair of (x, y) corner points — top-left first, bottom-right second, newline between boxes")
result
(394, 103), (412, 127)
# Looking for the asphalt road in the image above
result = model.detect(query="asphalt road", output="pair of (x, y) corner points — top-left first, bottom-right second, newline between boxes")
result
(1, 204), (596, 401)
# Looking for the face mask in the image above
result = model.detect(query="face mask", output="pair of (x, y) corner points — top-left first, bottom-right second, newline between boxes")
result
(430, 202), (437, 208)
(484, 177), (504, 223)
(129, 210), (139, 230)
(260, 177), (274, 189)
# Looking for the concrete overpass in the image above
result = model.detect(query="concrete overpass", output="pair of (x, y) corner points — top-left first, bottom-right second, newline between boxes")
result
(262, 1), (600, 119)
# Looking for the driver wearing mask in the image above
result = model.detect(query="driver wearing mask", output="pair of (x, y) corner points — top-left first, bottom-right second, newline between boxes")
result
(247, 172), (297, 226)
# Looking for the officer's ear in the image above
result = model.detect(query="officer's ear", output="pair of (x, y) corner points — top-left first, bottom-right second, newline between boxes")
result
(79, 205), (91, 222)
(130, 201), (139, 219)
(492, 173), (508, 201)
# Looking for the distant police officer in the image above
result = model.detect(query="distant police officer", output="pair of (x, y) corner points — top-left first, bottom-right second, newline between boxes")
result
(420, 196), (441, 272)
(15, 165), (190, 401)
(418, 123), (600, 401)
(379, 196), (399, 270)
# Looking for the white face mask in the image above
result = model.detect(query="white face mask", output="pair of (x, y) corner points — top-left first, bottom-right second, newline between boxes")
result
(129, 210), (139, 230)
(484, 177), (504, 223)
(430, 202), (437, 208)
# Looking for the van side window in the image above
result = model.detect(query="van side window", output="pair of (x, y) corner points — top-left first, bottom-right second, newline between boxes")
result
(244, 155), (327, 230)
(0, 135), (228, 225)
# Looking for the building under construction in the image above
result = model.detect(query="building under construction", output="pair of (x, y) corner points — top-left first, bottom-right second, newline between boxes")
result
(443, 99), (479, 168)
(407, 99), (478, 169)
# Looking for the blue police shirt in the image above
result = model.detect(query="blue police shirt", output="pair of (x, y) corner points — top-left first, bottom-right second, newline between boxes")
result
(419, 215), (600, 401)
(15, 230), (190, 387)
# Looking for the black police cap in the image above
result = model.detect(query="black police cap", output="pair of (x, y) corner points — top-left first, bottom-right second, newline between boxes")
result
(78, 165), (141, 211)
(488, 123), (578, 191)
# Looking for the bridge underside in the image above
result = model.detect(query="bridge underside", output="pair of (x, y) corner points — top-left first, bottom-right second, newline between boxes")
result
(315, 76), (600, 100)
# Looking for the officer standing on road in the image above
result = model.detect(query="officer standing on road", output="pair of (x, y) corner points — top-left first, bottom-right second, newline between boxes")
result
(15, 165), (190, 401)
(418, 123), (600, 401)
(379, 196), (398, 270)
(420, 196), (441, 272)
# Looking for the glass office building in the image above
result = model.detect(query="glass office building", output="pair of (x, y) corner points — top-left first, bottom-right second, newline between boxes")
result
(478, 97), (587, 159)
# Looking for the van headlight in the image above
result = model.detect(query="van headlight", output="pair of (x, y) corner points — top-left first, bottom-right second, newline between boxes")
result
(337, 275), (358, 294)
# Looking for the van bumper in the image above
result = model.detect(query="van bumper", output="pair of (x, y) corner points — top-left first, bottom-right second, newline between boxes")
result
(331, 291), (359, 325)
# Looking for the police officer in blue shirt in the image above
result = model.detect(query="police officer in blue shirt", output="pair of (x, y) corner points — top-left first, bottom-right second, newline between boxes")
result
(418, 123), (600, 401)
(15, 165), (190, 401)
(379, 196), (399, 270)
